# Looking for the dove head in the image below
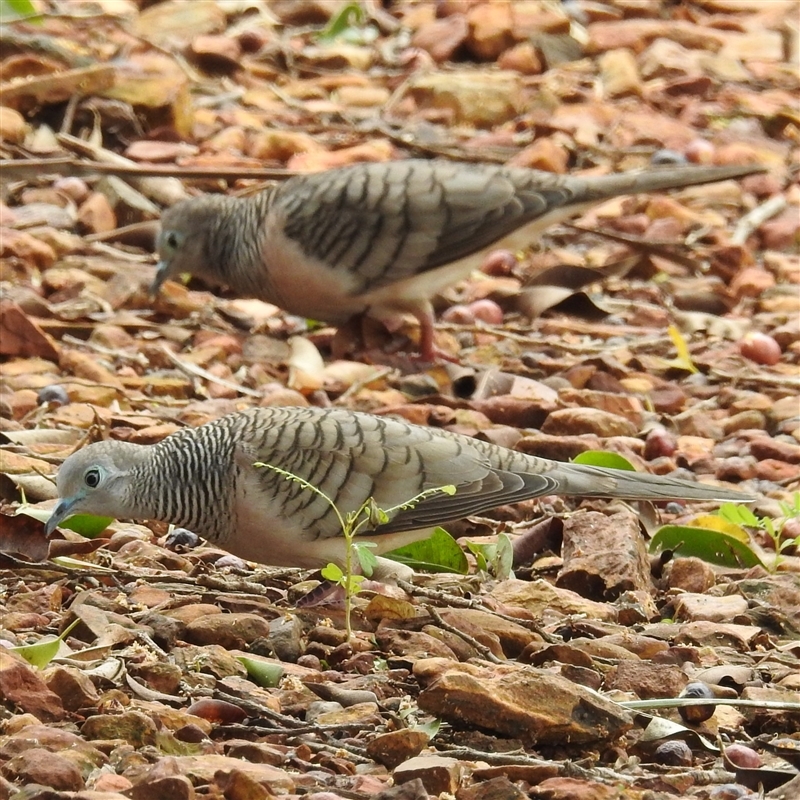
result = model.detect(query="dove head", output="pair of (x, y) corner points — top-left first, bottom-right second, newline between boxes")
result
(45, 441), (151, 536)
(152, 197), (228, 296)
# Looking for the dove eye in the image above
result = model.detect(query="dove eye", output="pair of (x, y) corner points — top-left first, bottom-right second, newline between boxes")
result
(84, 467), (102, 488)
(165, 231), (179, 249)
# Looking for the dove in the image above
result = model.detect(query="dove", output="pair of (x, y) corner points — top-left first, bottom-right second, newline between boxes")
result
(45, 406), (752, 570)
(152, 159), (761, 360)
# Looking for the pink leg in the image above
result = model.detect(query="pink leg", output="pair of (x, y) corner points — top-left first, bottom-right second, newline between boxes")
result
(415, 305), (459, 363)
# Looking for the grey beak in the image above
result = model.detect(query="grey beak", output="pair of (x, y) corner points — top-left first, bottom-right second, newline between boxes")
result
(150, 261), (168, 298)
(44, 496), (81, 537)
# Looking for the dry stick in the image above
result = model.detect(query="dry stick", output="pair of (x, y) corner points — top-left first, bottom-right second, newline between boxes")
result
(435, 744), (566, 769)
(426, 605), (503, 664)
(0, 156), (299, 182)
(87, 240), (155, 261)
(436, 320), (659, 353)
(158, 344), (262, 398)
(564, 221), (714, 271)
(61, 334), (148, 366)
(711, 367), (800, 391)
(397, 579), (559, 643)
(213, 690), (372, 761)
(0, 65), (116, 106)
(334, 366), (395, 404)
(731, 194), (788, 246)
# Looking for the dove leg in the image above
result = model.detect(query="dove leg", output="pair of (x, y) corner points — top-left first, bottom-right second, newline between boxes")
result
(416, 306), (438, 362)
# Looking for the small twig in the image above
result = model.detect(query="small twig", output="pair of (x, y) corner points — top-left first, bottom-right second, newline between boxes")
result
(287, 736), (371, 763)
(397, 579), (560, 642)
(158, 344), (262, 398)
(86, 241), (155, 263)
(62, 334), (147, 366)
(396, 578), (481, 607)
(710, 367), (800, 390)
(621, 697), (800, 712)
(426, 605), (503, 663)
(435, 744), (565, 768)
(731, 194), (787, 246)
(0, 156), (299, 182)
(334, 366), (395, 404)
(60, 93), (81, 136)
(214, 690), (372, 761)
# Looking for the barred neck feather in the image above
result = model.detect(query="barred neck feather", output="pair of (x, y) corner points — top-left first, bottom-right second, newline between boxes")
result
(204, 191), (278, 299)
(133, 420), (240, 541)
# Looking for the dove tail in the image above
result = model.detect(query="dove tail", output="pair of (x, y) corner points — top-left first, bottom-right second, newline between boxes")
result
(584, 163), (762, 200)
(553, 462), (753, 503)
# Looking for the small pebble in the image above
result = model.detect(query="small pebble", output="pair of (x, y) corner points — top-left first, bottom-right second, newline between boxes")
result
(173, 724), (209, 743)
(709, 785), (754, 800)
(740, 332), (781, 366)
(297, 654), (322, 670)
(685, 139), (715, 165)
(441, 304), (475, 325)
(679, 681), (716, 723)
(481, 249), (517, 277)
(37, 385), (70, 406)
(165, 528), (201, 549)
(723, 743), (761, 769)
(467, 298), (504, 324)
(53, 176), (90, 203)
(651, 149), (688, 166)
(653, 739), (693, 766)
(214, 554), (249, 570)
(644, 427), (677, 460)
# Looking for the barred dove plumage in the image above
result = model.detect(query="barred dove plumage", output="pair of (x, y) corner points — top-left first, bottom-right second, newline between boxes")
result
(152, 159), (761, 359)
(46, 406), (752, 570)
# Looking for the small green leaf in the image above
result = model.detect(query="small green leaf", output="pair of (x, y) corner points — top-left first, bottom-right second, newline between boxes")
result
(322, 563), (344, 582)
(494, 533), (514, 580)
(236, 656), (284, 688)
(10, 619), (80, 669)
(15, 505), (113, 539)
(0, 0), (38, 22)
(355, 543), (378, 576)
(386, 527), (469, 574)
(717, 503), (760, 528)
(572, 451), (636, 471)
(650, 524), (765, 569)
(415, 718), (441, 739)
(49, 556), (113, 571)
(466, 540), (490, 573)
(317, 1), (365, 41)
(346, 574), (366, 592)
(61, 514), (114, 538)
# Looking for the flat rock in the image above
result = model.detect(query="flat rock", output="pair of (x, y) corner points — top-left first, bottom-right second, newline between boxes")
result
(557, 510), (653, 605)
(541, 407), (638, 438)
(437, 609), (538, 659)
(394, 755), (466, 795)
(1, 747), (84, 791)
(674, 593), (749, 623)
(414, 658), (632, 744)
(185, 613), (272, 649)
(490, 579), (615, 622)
(0, 651), (65, 722)
(366, 730), (430, 770)
(81, 710), (158, 748)
(604, 660), (688, 699)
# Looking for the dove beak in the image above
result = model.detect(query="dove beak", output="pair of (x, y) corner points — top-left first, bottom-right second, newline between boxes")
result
(45, 495), (82, 537)
(150, 261), (169, 298)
